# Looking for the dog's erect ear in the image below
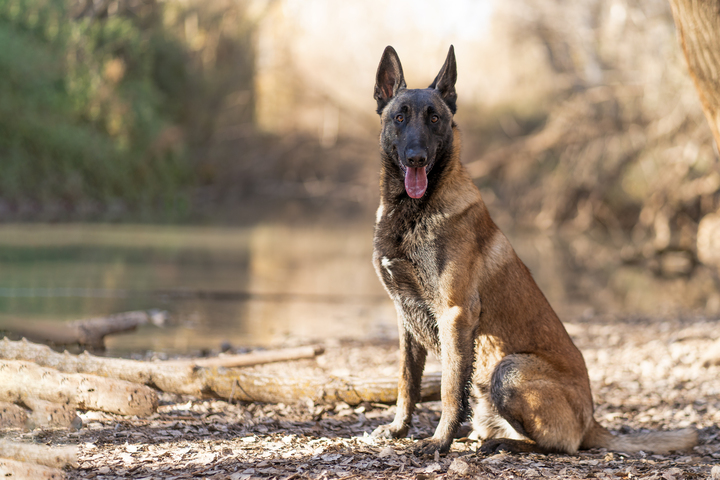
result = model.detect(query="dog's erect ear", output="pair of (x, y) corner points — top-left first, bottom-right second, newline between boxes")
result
(429, 45), (457, 114)
(374, 46), (406, 114)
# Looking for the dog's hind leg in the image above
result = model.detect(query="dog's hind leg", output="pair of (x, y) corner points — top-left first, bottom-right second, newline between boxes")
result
(471, 389), (529, 443)
(477, 354), (593, 455)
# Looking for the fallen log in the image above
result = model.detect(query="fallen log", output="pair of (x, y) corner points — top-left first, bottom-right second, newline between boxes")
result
(0, 458), (65, 480)
(1, 338), (207, 396)
(166, 345), (325, 368)
(206, 369), (441, 405)
(23, 398), (81, 430)
(701, 337), (720, 367)
(0, 359), (157, 416)
(2, 310), (166, 349)
(0, 400), (80, 430)
(0, 441), (76, 469)
(0, 402), (27, 429)
(0, 338), (327, 397)
(0, 338), (440, 405)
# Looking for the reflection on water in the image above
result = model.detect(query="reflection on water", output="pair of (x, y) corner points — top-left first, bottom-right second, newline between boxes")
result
(1, 222), (707, 355)
(0, 223), (397, 354)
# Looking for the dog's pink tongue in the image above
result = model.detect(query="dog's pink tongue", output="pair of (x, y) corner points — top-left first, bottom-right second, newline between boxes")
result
(404, 166), (428, 199)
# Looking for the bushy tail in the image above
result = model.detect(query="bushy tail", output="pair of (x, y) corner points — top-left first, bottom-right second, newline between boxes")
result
(582, 420), (698, 454)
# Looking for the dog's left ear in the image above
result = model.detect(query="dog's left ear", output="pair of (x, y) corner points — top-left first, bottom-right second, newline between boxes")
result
(429, 45), (457, 114)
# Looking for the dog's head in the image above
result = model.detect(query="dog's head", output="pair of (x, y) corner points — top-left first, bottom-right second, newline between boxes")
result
(374, 46), (457, 199)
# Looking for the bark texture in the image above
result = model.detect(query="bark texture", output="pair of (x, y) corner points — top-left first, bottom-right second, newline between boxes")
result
(670, 0), (720, 150)
(0, 458), (65, 480)
(0, 402), (27, 429)
(0, 359), (158, 416)
(0, 441), (76, 469)
(23, 398), (81, 430)
(0, 338), (439, 405)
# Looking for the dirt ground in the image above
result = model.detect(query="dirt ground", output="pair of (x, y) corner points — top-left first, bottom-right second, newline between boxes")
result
(11, 313), (720, 479)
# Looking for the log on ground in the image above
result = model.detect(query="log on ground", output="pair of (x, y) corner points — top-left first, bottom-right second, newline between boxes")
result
(2, 310), (166, 349)
(0, 402), (27, 429)
(0, 400), (79, 430)
(0, 338), (439, 405)
(0, 440), (76, 468)
(204, 369), (441, 405)
(23, 398), (82, 430)
(0, 359), (157, 416)
(169, 345), (325, 368)
(0, 458), (65, 480)
(701, 336), (720, 367)
(0, 338), (324, 396)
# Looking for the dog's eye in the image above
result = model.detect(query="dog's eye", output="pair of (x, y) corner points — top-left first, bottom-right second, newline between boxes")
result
(431, 114), (439, 123)
(395, 114), (404, 123)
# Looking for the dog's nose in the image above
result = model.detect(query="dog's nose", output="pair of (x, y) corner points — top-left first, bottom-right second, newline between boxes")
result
(405, 148), (427, 167)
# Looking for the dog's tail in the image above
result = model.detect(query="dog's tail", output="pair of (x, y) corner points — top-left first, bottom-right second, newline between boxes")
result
(582, 420), (697, 454)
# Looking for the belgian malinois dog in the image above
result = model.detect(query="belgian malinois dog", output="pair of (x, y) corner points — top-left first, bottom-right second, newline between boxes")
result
(371, 45), (698, 456)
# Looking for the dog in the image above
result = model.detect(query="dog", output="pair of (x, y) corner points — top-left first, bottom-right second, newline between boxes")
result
(370, 45), (698, 456)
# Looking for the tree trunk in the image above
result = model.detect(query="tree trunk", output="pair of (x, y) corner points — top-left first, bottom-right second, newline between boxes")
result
(670, 0), (720, 151)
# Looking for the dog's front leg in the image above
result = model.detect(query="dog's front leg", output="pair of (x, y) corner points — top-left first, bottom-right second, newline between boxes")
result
(373, 323), (427, 439)
(413, 306), (476, 455)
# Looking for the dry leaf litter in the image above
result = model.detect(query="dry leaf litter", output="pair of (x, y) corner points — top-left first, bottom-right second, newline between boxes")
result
(4, 313), (719, 479)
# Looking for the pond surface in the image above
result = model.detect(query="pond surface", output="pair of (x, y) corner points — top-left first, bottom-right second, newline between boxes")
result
(0, 223), (398, 355)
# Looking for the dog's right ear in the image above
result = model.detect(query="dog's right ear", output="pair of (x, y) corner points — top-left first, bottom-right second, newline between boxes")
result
(374, 46), (406, 114)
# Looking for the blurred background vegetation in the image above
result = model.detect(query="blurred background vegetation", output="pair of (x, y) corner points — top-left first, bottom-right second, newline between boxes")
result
(4, 0), (717, 233)
(0, 0), (255, 220)
(0, 0), (719, 342)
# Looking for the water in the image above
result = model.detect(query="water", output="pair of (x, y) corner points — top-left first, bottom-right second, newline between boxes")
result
(0, 223), (397, 355)
(0, 222), (580, 355)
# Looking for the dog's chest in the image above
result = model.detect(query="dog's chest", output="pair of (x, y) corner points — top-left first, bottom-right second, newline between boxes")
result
(373, 210), (444, 305)
(373, 211), (447, 351)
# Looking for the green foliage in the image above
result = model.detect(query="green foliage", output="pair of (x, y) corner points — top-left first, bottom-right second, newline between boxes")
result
(0, 0), (219, 216)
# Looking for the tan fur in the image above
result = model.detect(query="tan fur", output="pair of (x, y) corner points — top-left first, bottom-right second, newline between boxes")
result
(371, 46), (697, 456)
(374, 127), (698, 455)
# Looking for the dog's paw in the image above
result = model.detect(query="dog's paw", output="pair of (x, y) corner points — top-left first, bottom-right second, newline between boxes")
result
(478, 439), (512, 455)
(371, 422), (408, 439)
(411, 438), (450, 457)
(478, 438), (544, 455)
